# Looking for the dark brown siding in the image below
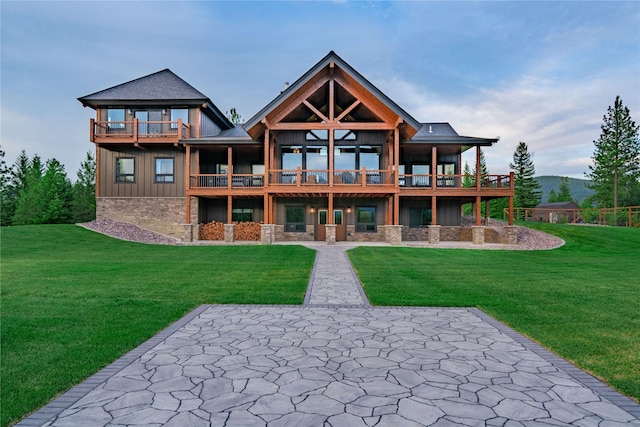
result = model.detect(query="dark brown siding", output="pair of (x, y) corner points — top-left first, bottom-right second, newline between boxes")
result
(98, 146), (185, 197)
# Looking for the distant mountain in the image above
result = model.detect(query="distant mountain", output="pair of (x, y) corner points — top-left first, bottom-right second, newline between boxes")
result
(535, 176), (593, 204)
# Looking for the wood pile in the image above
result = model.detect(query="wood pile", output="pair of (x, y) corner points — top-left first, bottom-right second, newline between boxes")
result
(199, 221), (224, 240)
(199, 221), (262, 241)
(234, 221), (262, 241)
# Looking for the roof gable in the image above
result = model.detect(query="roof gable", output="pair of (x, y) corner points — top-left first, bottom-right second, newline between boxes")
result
(78, 69), (209, 105)
(244, 51), (422, 139)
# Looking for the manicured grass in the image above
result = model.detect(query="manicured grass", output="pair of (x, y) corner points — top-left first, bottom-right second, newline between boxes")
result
(1, 225), (315, 427)
(348, 223), (640, 403)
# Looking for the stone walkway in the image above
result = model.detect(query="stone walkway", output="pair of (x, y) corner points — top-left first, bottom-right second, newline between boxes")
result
(17, 245), (640, 426)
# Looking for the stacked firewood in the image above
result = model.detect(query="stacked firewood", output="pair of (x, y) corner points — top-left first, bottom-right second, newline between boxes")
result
(234, 221), (262, 241)
(198, 221), (262, 241)
(199, 221), (225, 240)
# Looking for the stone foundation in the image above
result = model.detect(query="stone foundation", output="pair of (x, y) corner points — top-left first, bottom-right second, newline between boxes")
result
(384, 225), (403, 245)
(325, 224), (337, 245)
(97, 197), (196, 240)
(260, 224), (276, 244)
(224, 224), (235, 243)
(472, 226), (485, 244)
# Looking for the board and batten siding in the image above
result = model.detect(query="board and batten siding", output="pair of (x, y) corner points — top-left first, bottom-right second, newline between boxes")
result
(98, 146), (186, 197)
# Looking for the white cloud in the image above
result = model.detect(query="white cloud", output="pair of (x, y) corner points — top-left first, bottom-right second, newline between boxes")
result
(377, 66), (639, 179)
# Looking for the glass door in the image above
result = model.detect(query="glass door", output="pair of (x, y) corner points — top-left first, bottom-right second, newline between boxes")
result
(135, 110), (148, 135)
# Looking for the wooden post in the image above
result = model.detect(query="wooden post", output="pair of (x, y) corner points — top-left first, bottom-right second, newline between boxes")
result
(186, 196), (191, 224)
(329, 124), (334, 186)
(431, 146), (437, 189)
(95, 144), (100, 198)
(431, 195), (437, 225)
(476, 146), (481, 190)
(394, 127), (400, 187)
(185, 144), (191, 224)
(394, 193), (400, 226)
(133, 118), (138, 142)
(264, 194), (269, 224)
(90, 118), (95, 142)
(328, 194), (334, 225)
(508, 194), (514, 225)
(485, 199), (491, 224)
(227, 146), (233, 189)
(264, 128), (270, 188)
(227, 195), (232, 224)
(475, 196), (482, 226)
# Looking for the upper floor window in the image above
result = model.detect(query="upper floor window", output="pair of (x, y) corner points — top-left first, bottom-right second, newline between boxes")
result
(116, 158), (135, 183)
(305, 129), (328, 141)
(170, 108), (189, 129)
(155, 158), (174, 183)
(107, 108), (125, 129)
(334, 129), (356, 141)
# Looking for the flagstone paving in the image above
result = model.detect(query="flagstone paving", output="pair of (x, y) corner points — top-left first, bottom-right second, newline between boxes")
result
(16, 244), (640, 426)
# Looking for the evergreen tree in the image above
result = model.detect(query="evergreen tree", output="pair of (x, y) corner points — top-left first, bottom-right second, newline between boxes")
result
(12, 156), (73, 224)
(72, 151), (96, 222)
(547, 189), (558, 203)
(1, 150), (30, 225)
(12, 154), (44, 225)
(556, 176), (573, 202)
(586, 96), (640, 208)
(0, 147), (11, 225)
(462, 162), (474, 188)
(510, 142), (542, 208)
(226, 107), (243, 124)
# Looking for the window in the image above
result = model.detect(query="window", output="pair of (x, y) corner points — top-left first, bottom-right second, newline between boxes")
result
(107, 108), (125, 129)
(305, 129), (328, 140)
(334, 129), (356, 140)
(155, 158), (174, 183)
(116, 158), (135, 182)
(232, 208), (253, 222)
(410, 208), (432, 228)
(171, 108), (189, 129)
(356, 207), (376, 232)
(285, 206), (306, 232)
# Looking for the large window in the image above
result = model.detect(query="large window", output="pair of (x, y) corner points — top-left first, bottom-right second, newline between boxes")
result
(410, 208), (432, 228)
(232, 208), (253, 222)
(356, 207), (376, 232)
(115, 158), (135, 183)
(107, 108), (125, 129)
(285, 206), (306, 232)
(171, 108), (189, 129)
(155, 158), (174, 183)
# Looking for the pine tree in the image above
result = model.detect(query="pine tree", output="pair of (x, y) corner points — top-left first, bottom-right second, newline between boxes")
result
(12, 154), (44, 225)
(0, 147), (11, 226)
(72, 151), (96, 222)
(40, 159), (73, 224)
(510, 142), (542, 208)
(556, 176), (573, 203)
(547, 189), (558, 203)
(586, 96), (640, 208)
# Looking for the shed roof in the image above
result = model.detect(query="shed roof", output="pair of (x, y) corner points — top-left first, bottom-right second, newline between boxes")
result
(536, 201), (578, 209)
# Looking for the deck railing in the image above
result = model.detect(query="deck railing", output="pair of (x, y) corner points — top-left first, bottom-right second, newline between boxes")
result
(190, 174), (265, 188)
(91, 118), (190, 142)
(398, 174), (512, 189)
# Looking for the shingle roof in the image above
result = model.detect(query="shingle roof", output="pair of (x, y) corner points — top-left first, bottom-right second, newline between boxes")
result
(408, 123), (499, 146)
(78, 69), (208, 105)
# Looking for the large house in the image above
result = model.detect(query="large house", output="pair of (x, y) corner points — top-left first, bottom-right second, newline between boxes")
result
(78, 51), (515, 244)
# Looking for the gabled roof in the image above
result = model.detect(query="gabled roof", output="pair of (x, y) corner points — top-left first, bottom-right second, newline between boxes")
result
(408, 123), (499, 146)
(78, 69), (234, 130)
(536, 201), (578, 209)
(243, 51), (423, 137)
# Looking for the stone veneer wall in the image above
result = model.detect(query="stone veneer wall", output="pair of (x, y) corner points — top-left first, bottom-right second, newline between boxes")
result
(274, 225), (315, 241)
(402, 227), (429, 241)
(97, 197), (197, 240)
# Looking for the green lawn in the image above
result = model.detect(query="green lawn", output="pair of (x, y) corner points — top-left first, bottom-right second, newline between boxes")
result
(348, 223), (640, 403)
(0, 225), (315, 427)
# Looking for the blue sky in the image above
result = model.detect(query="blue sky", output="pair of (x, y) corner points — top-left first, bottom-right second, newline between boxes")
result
(2, 1), (639, 179)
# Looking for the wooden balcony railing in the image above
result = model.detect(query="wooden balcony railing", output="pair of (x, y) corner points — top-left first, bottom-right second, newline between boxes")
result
(187, 171), (514, 193)
(190, 174), (264, 189)
(399, 173), (513, 189)
(90, 118), (190, 143)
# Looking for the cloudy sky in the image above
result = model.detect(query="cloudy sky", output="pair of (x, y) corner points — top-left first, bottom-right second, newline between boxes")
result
(2, 1), (639, 180)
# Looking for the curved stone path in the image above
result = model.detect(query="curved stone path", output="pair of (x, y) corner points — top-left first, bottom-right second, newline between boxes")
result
(17, 244), (640, 426)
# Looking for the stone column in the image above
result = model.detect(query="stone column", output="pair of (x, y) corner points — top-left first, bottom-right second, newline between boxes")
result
(385, 225), (403, 245)
(325, 224), (337, 245)
(472, 226), (485, 245)
(427, 225), (441, 244)
(503, 226), (518, 245)
(181, 224), (194, 242)
(224, 224), (235, 243)
(260, 224), (276, 244)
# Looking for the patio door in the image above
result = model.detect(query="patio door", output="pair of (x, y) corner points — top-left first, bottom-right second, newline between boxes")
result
(315, 209), (346, 242)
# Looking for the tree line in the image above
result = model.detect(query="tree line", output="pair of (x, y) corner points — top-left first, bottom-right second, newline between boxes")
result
(467, 95), (639, 219)
(0, 149), (96, 226)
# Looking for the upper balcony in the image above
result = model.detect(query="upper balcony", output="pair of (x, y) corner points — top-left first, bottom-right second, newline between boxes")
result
(188, 168), (514, 196)
(89, 118), (190, 145)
